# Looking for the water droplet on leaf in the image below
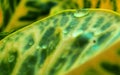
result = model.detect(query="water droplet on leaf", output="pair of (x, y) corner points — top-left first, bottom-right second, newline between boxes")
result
(41, 45), (47, 49)
(8, 55), (15, 62)
(72, 30), (83, 37)
(74, 9), (89, 17)
(63, 30), (68, 34)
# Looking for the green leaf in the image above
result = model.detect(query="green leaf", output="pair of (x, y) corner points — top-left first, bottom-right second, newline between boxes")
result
(0, 0), (57, 39)
(67, 39), (120, 75)
(0, 9), (119, 75)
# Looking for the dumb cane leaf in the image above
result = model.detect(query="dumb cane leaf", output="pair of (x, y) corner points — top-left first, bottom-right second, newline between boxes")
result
(0, 9), (120, 75)
(67, 39), (120, 75)
(0, 0), (57, 39)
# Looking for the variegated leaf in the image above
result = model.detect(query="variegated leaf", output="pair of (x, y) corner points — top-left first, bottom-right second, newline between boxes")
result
(0, 9), (119, 75)
(67, 39), (120, 75)
(0, 0), (57, 39)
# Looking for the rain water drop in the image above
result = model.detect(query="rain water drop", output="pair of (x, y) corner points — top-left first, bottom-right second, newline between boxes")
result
(41, 45), (47, 49)
(74, 9), (89, 18)
(72, 30), (83, 37)
(8, 55), (15, 62)
(63, 30), (68, 34)
(90, 28), (102, 36)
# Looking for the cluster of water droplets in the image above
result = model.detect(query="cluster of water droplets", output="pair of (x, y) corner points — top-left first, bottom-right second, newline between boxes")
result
(36, 44), (48, 51)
